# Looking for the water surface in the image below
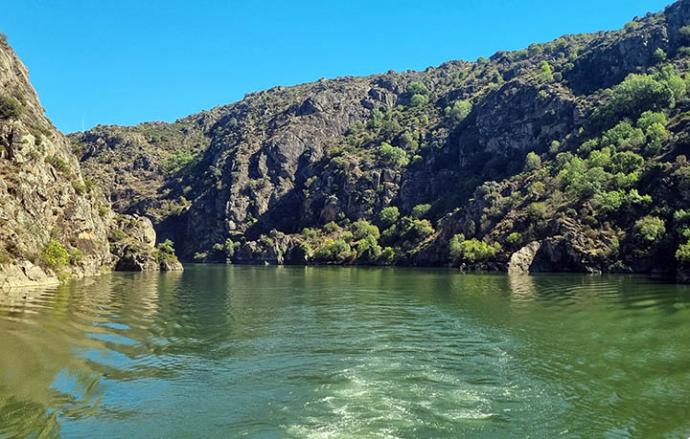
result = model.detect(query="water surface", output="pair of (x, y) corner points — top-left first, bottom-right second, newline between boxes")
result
(1, 265), (689, 438)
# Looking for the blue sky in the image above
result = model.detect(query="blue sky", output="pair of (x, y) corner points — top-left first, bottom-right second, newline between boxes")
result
(0, 0), (672, 133)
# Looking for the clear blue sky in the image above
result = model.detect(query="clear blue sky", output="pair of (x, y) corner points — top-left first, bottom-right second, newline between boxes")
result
(0, 0), (672, 133)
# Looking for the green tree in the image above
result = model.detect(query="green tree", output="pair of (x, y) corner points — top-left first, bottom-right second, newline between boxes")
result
(0, 94), (22, 119)
(676, 241), (690, 264)
(635, 216), (666, 242)
(538, 61), (554, 82)
(407, 81), (429, 96)
(41, 240), (69, 270)
(410, 94), (429, 107)
(350, 219), (380, 241)
(524, 152), (542, 171)
(450, 234), (500, 263)
(378, 142), (410, 168)
(506, 232), (522, 246)
(379, 206), (400, 226)
(411, 204), (431, 219)
(445, 100), (472, 123)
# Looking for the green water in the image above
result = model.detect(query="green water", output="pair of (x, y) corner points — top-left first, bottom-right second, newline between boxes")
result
(1, 266), (690, 438)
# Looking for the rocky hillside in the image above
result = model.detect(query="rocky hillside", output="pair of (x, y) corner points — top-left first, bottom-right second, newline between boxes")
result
(0, 38), (181, 289)
(72, 0), (690, 280)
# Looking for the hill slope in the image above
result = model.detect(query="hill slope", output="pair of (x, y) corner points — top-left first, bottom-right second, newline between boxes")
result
(0, 39), (181, 288)
(72, 0), (690, 280)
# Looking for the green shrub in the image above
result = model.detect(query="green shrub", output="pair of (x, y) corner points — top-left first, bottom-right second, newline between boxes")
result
(411, 204), (431, 219)
(193, 252), (208, 262)
(407, 81), (429, 96)
(594, 70), (680, 126)
(635, 216), (666, 242)
(313, 239), (352, 263)
(41, 239), (69, 270)
(224, 239), (236, 258)
(350, 219), (380, 240)
(445, 100), (472, 123)
(157, 239), (179, 263)
(449, 234), (465, 261)
(46, 155), (71, 174)
(538, 61), (554, 82)
(72, 180), (87, 195)
(354, 235), (382, 262)
(323, 221), (340, 234)
(676, 241), (690, 264)
(0, 94), (22, 119)
(410, 94), (429, 107)
(378, 142), (409, 168)
(379, 206), (400, 226)
(653, 48), (667, 63)
(450, 234), (500, 263)
(524, 152), (542, 171)
(379, 247), (396, 265)
(411, 219), (434, 239)
(162, 151), (197, 173)
(506, 232), (522, 246)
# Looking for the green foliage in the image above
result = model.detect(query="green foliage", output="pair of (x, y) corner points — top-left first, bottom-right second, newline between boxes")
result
(224, 239), (235, 258)
(445, 100), (472, 123)
(637, 110), (667, 131)
(71, 180), (86, 195)
(506, 232), (522, 246)
(449, 234), (465, 261)
(635, 216), (666, 242)
(601, 121), (645, 150)
(524, 151), (542, 171)
(379, 246), (396, 265)
(323, 221), (341, 234)
(0, 94), (22, 119)
(163, 151), (197, 173)
(350, 219), (380, 241)
(379, 206), (400, 226)
(313, 239), (352, 263)
(157, 239), (180, 263)
(378, 142), (409, 168)
(407, 81), (429, 96)
(193, 252), (208, 262)
(594, 67), (686, 126)
(46, 155), (71, 174)
(653, 48), (667, 63)
(411, 203), (431, 219)
(538, 61), (554, 82)
(41, 239), (69, 270)
(259, 235), (275, 247)
(410, 94), (429, 107)
(449, 234), (500, 263)
(676, 241), (690, 264)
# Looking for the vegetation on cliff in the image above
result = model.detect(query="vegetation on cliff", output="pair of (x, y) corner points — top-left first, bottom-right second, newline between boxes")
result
(67, 0), (690, 280)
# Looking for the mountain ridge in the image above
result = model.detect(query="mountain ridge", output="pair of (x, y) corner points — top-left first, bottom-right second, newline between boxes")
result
(29, 0), (690, 281)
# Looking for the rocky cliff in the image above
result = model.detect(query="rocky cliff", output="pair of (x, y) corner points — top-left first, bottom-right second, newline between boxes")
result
(71, 0), (690, 281)
(0, 38), (181, 289)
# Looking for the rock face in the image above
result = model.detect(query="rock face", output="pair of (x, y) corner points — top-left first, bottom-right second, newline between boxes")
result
(0, 39), (182, 288)
(0, 39), (114, 287)
(109, 215), (183, 272)
(69, 0), (690, 280)
(508, 242), (542, 274)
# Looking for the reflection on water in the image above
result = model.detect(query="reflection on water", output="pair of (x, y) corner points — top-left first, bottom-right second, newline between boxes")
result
(0, 266), (689, 437)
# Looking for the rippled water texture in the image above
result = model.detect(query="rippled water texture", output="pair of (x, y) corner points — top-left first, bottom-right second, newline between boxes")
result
(1, 266), (690, 438)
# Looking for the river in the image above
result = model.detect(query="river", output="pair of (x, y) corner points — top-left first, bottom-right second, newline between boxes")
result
(1, 265), (689, 437)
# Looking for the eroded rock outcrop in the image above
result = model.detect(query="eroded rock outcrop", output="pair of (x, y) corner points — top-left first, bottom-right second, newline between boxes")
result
(0, 40), (182, 288)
